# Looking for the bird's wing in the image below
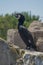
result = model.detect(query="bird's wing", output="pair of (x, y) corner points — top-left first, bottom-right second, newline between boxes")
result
(18, 25), (33, 40)
(18, 25), (37, 50)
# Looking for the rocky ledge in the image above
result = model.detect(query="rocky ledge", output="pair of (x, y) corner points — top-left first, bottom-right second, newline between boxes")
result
(0, 38), (43, 65)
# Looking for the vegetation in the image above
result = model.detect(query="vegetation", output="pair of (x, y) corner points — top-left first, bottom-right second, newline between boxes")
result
(0, 12), (40, 39)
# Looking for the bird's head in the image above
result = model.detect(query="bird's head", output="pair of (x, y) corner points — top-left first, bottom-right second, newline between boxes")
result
(15, 13), (21, 19)
(15, 13), (25, 26)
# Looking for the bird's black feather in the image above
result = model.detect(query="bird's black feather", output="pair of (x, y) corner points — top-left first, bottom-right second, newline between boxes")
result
(15, 13), (37, 51)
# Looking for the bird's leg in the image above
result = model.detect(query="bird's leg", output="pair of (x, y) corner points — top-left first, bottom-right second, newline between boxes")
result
(26, 46), (36, 51)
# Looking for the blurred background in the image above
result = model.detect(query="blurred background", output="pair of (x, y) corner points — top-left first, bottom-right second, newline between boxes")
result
(0, 0), (43, 39)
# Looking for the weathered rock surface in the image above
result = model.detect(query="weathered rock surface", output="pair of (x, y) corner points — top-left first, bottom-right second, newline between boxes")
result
(36, 38), (43, 52)
(21, 51), (43, 65)
(0, 38), (10, 65)
(10, 45), (43, 65)
(7, 29), (26, 49)
(0, 38), (20, 65)
(28, 21), (43, 52)
(4, 21), (43, 64)
(0, 38), (43, 65)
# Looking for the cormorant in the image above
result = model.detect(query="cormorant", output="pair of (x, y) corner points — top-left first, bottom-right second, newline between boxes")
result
(15, 13), (37, 51)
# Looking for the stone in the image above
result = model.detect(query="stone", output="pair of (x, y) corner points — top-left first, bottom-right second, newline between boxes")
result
(7, 29), (26, 49)
(28, 21), (43, 52)
(0, 37), (43, 65)
(0, 38), (10, 65)
(13, 47), (43, 65)
(5, 43), (43, 65)
(0, 38), (21, 65)
(36, 38), (43, 52)
(9, 43), (20, 65)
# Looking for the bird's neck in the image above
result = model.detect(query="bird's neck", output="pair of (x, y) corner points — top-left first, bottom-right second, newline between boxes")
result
(18, 20), (24, 29)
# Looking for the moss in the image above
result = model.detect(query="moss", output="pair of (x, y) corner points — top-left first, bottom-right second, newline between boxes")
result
(20, 50), (25, 57)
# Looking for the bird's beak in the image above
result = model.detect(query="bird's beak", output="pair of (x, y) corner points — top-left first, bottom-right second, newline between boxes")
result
(15, 14), (20, 19)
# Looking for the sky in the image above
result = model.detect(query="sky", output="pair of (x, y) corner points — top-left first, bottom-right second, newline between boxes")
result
(0, 0), (43, 21)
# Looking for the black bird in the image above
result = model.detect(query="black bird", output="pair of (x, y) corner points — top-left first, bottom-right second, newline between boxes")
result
(15, 13), (37, 51)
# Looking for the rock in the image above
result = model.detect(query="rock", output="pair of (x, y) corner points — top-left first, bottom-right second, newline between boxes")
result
(13, 47), (43, 65)
(36, 38), (43, 52)
(0, 38), (10, 65)
(9, 43), (21, 65)
(28, 21), (43, 52)
(7, 29), (26, 49)
(0, 38), (21, 65)
(0, 37), (43, 65)
(7, 29), (16, 43)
